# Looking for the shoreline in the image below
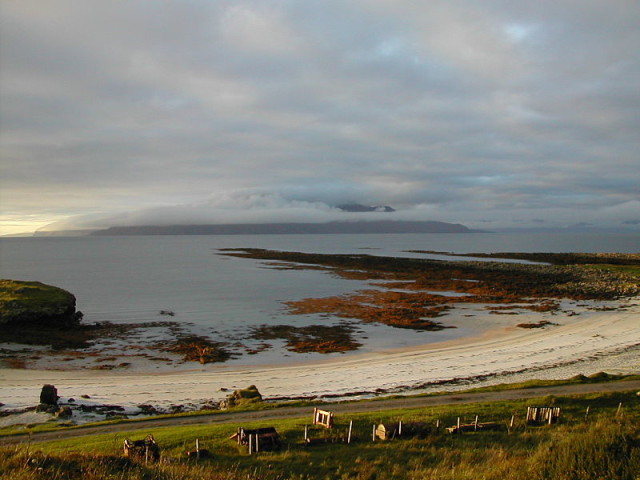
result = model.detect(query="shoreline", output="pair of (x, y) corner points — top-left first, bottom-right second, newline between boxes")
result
(1, 300), (638, 423)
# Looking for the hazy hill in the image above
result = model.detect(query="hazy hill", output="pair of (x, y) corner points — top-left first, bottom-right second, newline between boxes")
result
(90, 220), (474, 235)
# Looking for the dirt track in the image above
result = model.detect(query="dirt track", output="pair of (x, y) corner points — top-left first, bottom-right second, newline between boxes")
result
(2, 380), (639, 446)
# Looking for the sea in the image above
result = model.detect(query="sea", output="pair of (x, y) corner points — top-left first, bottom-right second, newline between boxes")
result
(1, 233), (638, 366)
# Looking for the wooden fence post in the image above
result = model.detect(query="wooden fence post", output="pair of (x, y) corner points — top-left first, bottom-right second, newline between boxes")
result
(474, 416), (479, 432)
(436, 419), (440, 433)
(372, 424), (376, 442)
(585, 406), (590, 421)
(399, 420), (402, 437)
(509, 415), (515, 429)
(248, 434), (253, 455)
(348, 421), (353, 444)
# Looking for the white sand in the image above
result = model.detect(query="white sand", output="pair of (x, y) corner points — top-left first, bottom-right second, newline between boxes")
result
(1, 300), (638, 419)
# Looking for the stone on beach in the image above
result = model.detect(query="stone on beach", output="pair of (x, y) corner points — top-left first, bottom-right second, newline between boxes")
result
(39, 384), (58, 406)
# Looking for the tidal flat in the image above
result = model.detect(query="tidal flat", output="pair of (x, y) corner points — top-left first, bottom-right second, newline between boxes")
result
(1, 250), (639, 372)
(220, 249), (640, 328)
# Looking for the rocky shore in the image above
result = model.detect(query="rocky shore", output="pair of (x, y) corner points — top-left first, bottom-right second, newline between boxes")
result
(2, 251), (639, 370)
(221, 249), (640, 332)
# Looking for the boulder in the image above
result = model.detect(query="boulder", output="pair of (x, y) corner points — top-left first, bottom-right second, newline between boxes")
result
(36, 403), (59, 414)
(40, 384), (58, 406)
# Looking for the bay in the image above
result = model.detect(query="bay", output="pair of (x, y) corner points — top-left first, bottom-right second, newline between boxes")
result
(0, 232), (638, 366)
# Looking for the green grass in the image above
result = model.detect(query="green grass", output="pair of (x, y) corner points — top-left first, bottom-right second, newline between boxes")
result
(0, 280), (72, 307)
(2, 390), (639, 479)
(442, 372), (640, 394)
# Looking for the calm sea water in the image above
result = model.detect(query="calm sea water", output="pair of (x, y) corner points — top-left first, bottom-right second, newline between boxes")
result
(1, 233), (638, 363)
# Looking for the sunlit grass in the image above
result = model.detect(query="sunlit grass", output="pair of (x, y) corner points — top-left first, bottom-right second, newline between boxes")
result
(3, 390), (638, 479)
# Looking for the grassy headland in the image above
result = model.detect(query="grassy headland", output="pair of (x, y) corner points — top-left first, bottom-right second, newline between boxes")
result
(0, 280), (81, 327)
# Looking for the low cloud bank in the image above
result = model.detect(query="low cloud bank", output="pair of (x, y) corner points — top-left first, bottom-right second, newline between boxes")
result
(37, 190), (640, 234)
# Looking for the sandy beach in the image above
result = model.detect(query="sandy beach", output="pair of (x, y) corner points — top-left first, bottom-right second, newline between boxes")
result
(1, 299), (638, 423)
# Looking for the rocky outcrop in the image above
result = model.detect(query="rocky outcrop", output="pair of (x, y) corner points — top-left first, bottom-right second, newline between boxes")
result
(0, 280), (82, 327)
(39, 384), (59, 406)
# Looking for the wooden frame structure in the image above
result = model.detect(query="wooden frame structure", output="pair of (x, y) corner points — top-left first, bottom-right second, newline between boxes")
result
(526, 406), (561, 425)
(313, 408), (335, 429)
(231, 427), (281, 453)
(123, 434), (161, 462)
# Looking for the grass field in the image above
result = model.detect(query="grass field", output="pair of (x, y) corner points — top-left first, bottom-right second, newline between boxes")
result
(2, 388), (639, 479)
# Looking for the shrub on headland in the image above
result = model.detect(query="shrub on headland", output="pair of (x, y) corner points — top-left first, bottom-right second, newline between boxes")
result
(220, 385), (263, 409)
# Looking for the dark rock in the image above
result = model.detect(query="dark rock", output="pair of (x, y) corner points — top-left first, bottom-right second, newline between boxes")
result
(40, 384), (58, 406)
(137, 404), (159, 415)
(106, 412), (129, 419)
(99, 405), (125, 412)
(78, 404), (125, 415)
(55, 406), (73, 418)
(36, 403), (59, 414)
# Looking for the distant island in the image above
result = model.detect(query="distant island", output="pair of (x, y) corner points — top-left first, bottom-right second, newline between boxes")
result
(90, 220), (475, 236)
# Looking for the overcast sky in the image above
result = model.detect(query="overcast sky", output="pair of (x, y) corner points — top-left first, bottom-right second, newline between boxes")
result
(1, 1), (639, 235)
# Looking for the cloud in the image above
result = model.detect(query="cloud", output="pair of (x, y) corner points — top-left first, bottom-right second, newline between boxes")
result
(35, 189), (390, 232)
(1, 1), (639, 235)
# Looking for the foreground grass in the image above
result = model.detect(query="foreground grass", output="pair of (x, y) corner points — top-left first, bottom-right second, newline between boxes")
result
(2, 390), (639, 479)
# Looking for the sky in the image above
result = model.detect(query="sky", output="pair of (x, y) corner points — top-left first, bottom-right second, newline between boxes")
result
(1, 0), (639, 235)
